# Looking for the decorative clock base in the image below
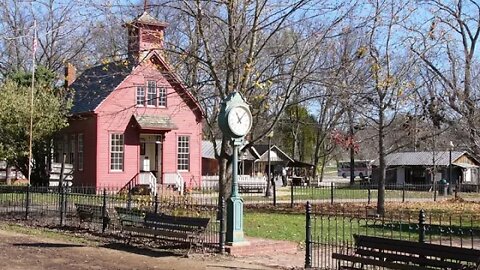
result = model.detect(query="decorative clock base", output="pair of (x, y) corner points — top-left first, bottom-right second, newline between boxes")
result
(226, 196), (245, 243)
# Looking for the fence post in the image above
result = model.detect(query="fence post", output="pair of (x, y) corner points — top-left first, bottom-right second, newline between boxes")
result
(219, 196), (226, 254)
(25, 184), (30, 220)
(154, 193), (159, 214)
(290, 181), (294, 208)
(305, 201), (312, 269)
(273, 181), (277, 207)
(367, 184), (371, 205)
(402, 183), (406, 203)
(418, 209), (426, 243)
(60, 185), (66, 227)
(102, 189), (107, 233)
(330, 182), (334, 205)
(127, 186), (132, 210)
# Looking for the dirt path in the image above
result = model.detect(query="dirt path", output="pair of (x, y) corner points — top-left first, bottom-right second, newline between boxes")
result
(0, 229), (287, 270)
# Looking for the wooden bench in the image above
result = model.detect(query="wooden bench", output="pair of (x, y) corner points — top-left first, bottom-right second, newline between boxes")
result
(333, 234), (480, 270)
(239, 183), (265, 193)
(119, 212), (210, 253)
(75, 203), (110, 231)
(114, 207), (146, 225)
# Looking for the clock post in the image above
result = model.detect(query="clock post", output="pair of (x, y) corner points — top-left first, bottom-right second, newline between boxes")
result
(227, 137), (244, 243)
(218, 92), (252, 244)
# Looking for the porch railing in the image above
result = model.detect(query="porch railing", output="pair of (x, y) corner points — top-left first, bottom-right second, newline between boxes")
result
(201, 175), (266, 189)
(139, 172), (157, 196)
(163, 172), (184, 195)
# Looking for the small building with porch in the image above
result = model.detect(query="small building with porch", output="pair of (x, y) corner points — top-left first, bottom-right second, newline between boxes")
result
(377, 151), (480, 186)
(54, 12), (203, 190)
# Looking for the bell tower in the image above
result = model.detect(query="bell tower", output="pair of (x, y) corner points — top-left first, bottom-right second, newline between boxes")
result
(124, 11), (168, 63)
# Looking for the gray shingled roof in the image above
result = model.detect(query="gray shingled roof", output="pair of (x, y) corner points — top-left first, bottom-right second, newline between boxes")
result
(202, 140), (220, 159)
(134, 114), (178, 131)
(131, 11), (168, 27)
(201, 140), (259, 161)
(384, 151), (467, 166)
(70, 62), (132, 114)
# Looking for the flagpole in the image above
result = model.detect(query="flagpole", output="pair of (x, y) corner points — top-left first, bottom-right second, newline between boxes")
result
(27, 19), (36, 185)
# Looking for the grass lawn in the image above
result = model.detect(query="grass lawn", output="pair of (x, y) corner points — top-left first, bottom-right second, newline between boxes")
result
(244, 211), (305, 243)
(244, 201), (480, 244)
(244, 211), (423, 243)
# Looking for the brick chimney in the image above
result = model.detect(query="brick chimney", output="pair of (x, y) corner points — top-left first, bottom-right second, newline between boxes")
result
(64, 63), (76, 88)
(124, 11), (168, 64)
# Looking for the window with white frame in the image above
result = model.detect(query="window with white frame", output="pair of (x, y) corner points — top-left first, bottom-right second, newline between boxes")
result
(158, 87), (166, 107)
(177, 136), (190, 171)
(136, 86), (145, 106)
(147, 81), (156, 106)
(77, 134), (84, 171)
(110, 133), (124, 171)
(70, 134), (76, 167)
(135, 80), (167, 107)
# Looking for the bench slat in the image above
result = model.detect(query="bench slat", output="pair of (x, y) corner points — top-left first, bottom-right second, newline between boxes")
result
(332, 253), (432, 270)
(355, 248), (465, 269)
(145, 213), (210, 228)
(355, 235), (480, 263)
(122, 225), (191, 240)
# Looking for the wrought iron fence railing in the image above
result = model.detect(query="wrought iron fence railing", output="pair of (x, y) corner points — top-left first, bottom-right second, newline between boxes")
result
(304, 202), (480, 269)
(0, 185), (224, 253)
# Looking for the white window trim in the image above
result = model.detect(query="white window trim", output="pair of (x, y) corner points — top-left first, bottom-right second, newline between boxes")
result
(146, 80), (157, 107)
(177, 135), (190, 172)
(136, 86), (145, 107)
(109, 133), (124, 172)
(158, 87), (167, 107)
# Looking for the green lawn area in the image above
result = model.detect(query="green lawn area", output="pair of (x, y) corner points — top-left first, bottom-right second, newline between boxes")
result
(244, 211), (305, 243)
(244, 209), (480, 244)
(275, 187), (434, 201)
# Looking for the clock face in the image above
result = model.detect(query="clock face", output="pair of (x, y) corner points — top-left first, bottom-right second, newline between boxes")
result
(227, 106), (252, 137)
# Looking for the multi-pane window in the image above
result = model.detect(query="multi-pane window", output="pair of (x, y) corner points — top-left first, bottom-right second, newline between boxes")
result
(147, 81), (156, 106)
(135, 80), (167, 107)
(78, 134), (84, 171)
(177, 136), (190, 171)
(110, 134), (124, 171)
(70, 134), (76, 167)
(158, 87), (166, 107)
(136, 86), (145, 106)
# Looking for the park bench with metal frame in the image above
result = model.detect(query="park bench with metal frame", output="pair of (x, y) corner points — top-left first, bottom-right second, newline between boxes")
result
(74, 203), (110, 232)
(332, 234), (480, 270)
(119, 211), (210, 254)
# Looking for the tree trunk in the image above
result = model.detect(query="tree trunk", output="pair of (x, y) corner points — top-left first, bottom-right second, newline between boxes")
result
(348, 109), (355, 186)
(377, 107), (386, 216)
(5, 162), (11, 185)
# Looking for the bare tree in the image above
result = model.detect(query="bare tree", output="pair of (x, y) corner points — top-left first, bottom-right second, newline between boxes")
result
(161, 0), (356, 201)
(362, 0), (418, 215)
(410, 0), (480, 155)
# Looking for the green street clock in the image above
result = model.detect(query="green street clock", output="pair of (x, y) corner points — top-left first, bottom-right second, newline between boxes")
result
(218, 92), (252, 139)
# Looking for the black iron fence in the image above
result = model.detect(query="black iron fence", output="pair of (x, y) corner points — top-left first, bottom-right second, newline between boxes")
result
(187, 182), (480, 207)
(0, 185), (224, 253)
(304, 202), (480, 269)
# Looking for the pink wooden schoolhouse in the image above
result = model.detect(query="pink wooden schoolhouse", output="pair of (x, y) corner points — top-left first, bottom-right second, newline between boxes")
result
(55, 12), (203, 192)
